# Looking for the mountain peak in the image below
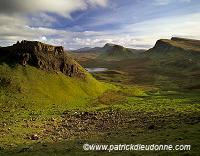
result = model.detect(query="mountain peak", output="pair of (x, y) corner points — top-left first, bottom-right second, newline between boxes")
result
(98, 44), (135, 61)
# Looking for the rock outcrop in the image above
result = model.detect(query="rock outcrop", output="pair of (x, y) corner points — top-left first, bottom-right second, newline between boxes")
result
(0, 40), (86, 78)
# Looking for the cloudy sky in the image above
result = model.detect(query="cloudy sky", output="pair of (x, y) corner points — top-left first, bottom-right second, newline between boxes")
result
(0, 0), (200, 50)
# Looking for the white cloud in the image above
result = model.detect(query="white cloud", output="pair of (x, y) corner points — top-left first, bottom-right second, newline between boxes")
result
(153, 0), (171, 6)
(0, 14), (28, 26)
(86, 0), (109, 7)
(40, 36), (47, 41)
(0, 22), (104, 49)
(153, 0), (191, 6)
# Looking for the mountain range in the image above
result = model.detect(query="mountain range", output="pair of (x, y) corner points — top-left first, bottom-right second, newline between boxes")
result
(69, 43), (146, 54)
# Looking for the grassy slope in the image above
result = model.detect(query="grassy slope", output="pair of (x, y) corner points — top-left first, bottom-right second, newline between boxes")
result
(0, 63), (115, 105)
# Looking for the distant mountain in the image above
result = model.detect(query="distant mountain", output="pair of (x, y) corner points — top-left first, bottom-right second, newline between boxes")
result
(69, 46), (99, 53)
(97, 45), (136, 61)
(69, 43), (115, 53)
(69, 43), (146, 54)
(75, 47), (92, 51)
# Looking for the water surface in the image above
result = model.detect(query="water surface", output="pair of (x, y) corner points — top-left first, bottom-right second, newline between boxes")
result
(85, 68), (108, 72)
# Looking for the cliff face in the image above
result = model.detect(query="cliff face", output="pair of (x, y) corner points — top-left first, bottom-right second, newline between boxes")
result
(0, 40), (86, 78)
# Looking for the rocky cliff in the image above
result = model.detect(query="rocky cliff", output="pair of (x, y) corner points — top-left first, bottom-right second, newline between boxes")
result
(0, 40), (86, 78)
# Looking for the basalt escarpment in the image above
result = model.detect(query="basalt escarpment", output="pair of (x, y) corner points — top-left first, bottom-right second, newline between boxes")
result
(0, 40), (86, 78)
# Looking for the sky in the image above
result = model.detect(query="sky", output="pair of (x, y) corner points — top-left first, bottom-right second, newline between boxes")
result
(0, 0), (200, 50)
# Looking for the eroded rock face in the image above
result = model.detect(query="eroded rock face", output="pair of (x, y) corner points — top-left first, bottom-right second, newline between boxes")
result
(0, 40), (86, 78)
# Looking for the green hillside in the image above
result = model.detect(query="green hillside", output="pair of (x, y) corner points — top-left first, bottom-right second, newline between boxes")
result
(0, 63), (114, 105)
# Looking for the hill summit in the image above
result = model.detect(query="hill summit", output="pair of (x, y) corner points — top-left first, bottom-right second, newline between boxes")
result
(98, 45), (135, 61)
(0, 40), (85, 78)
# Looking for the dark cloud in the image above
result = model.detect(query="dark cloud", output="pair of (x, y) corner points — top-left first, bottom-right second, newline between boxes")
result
(0, 0), (109, 17)
(0, 0), (30, 14)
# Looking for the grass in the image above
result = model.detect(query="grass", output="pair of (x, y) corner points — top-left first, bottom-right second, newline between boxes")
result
(1, 88), (200, 156)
